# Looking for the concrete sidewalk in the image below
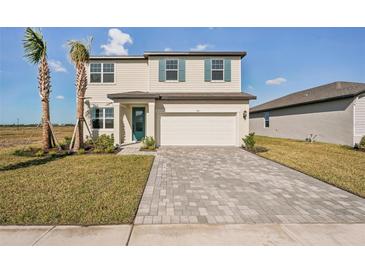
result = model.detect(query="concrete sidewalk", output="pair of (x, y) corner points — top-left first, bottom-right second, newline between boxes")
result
(129, 224), (365, 245)
(1, 224), (364, 246)
(0, 225), (132, 246)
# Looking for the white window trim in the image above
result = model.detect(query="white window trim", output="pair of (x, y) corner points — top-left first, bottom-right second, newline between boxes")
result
(211, 59), (224, 81)
(89, 63), (115, 84)
(264, 112), (270, 128)
(165, 59), (179, 82)
(92, 107), (114, 129)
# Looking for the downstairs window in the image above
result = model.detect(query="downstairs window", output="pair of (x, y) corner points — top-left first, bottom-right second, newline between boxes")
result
(91, 107), (114, 129)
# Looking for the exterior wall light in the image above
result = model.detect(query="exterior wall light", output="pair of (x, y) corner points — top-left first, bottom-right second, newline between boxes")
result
(243, 110), (247, 120)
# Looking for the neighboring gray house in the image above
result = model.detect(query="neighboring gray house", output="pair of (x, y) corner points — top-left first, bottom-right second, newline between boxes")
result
(250, 82), (365, 146)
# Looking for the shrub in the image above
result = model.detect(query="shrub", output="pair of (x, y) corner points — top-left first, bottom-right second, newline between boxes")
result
(93, 134), (115, 153)
(242, 133), (256, 150)
(60, 136), (72, 150)
(141, 136), (156, 150)
(76, 148), (85, 155)
(35, 150), (45, 157)
(13, 147), (42, 157)
(48, 150), (58, 157)
(305, 134), (317, 143)
(360, 136), (365, 148)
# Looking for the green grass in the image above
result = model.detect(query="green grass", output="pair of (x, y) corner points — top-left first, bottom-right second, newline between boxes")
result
(0, 126), (154, 225)
(255, 135), (365, 198)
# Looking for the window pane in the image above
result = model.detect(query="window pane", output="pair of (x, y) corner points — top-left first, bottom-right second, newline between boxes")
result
(166, 70), (178, 80)
(90, 63), (101, 72)
(103, 73), (114, 83)
(105, 108), (114, 118)
(90, 73), (101, 83)
(92, 119), (103, 129)
(92, 108), (103, 119)
(166, 60), (178, 70)
(105, 119), (114, 129)
(212, 70), (223, 80)
(103, 63), (114, 72)
(265, 121), (270, 128)
(136, 122), (143, 131)
(212, 60), (223, 69)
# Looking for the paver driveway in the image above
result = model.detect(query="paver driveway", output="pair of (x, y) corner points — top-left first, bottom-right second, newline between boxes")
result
(135, 147), (365, 225)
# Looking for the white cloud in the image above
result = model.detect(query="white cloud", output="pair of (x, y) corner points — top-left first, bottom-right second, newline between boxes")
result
(56, 95), (64, 100)
(248, 85), (254, 90)
(101, 28), (133, 55)
(265, 77), (287, 85)
(190, 43), (211, 51)
(49, 60), (67, 72)
(164, 47), (172, 51)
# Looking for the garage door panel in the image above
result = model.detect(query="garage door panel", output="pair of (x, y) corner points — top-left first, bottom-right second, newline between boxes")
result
(160, 113), (236, 146)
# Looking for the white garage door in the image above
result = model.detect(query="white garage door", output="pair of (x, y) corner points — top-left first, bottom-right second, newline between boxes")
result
(160, 113), (237, 146)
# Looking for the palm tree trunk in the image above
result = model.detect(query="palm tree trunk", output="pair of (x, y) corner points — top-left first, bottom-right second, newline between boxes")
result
(74, 63), (87, 150)
(74, 97), (84, 150)
(39, 55), (52, 151)
(41, 98), (51, 151)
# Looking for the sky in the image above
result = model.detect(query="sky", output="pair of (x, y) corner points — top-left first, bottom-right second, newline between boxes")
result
(0, 27), (365, 124)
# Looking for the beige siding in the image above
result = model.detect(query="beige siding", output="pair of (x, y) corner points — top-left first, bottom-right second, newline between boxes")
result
(354, 94), (365, 144)
(86, 59), (149, 102)
(250, 98), (355, 146)
(148, 56), (241, 93)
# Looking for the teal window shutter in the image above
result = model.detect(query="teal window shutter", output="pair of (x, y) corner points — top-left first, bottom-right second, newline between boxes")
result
(204, 59), (211, 82)
(224, 59), (231, 82)
(178, 59), (185, 82)
(159, 59), (165, 82)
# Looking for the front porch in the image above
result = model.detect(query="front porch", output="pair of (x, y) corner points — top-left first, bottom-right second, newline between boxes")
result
(113, 98), (156, 145)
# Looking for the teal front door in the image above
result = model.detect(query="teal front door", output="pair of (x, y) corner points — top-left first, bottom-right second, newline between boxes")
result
(132, 107), (145, 141)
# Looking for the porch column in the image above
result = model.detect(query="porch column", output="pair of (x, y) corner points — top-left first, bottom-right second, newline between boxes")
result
(146, 101), (155, 138)
(113, 102), (121, 145)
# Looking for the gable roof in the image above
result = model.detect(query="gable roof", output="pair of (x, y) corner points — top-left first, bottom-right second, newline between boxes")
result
(250, 81), (365, 113)
(89, 51), (246, 60)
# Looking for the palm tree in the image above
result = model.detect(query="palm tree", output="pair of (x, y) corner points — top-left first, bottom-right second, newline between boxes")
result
(68, 39), (91, 150)
(23, 27), (52, 151)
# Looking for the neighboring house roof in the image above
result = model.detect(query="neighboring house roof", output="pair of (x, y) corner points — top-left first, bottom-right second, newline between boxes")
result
(251, 81), (365, 113)
(90, 51), (247, 60)
(107, 91), (256, 100)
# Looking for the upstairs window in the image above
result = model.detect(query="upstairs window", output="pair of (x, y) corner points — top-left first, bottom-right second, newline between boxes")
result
(90, 63), (114, 83)
(91, 107), (114, 129)
(90, 63), (102, 83)
(165, 59), (178, 81)
(103, 63), (114, 83)
(264, 112), (270, 128)
(211, 59), (224, 81)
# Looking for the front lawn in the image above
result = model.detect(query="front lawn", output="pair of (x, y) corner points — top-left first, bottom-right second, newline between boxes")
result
(255, 136), (365, 198)
(0, 146), (154, 225)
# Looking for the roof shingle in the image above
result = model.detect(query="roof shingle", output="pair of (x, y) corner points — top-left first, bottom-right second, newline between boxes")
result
(251, 81), (365, 113)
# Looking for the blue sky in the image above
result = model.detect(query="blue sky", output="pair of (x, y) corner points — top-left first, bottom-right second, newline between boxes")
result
(1, 27), (365, 124)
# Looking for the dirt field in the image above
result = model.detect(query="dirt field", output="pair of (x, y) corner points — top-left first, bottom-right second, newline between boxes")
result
(0, 126), (74, 148)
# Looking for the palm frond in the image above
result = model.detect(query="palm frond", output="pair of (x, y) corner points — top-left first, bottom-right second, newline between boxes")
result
(68, 40), (90, 64)
(23, 27), (46, 64)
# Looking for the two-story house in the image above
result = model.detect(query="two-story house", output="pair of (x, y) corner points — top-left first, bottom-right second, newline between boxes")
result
(84, 51), (256, 146)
